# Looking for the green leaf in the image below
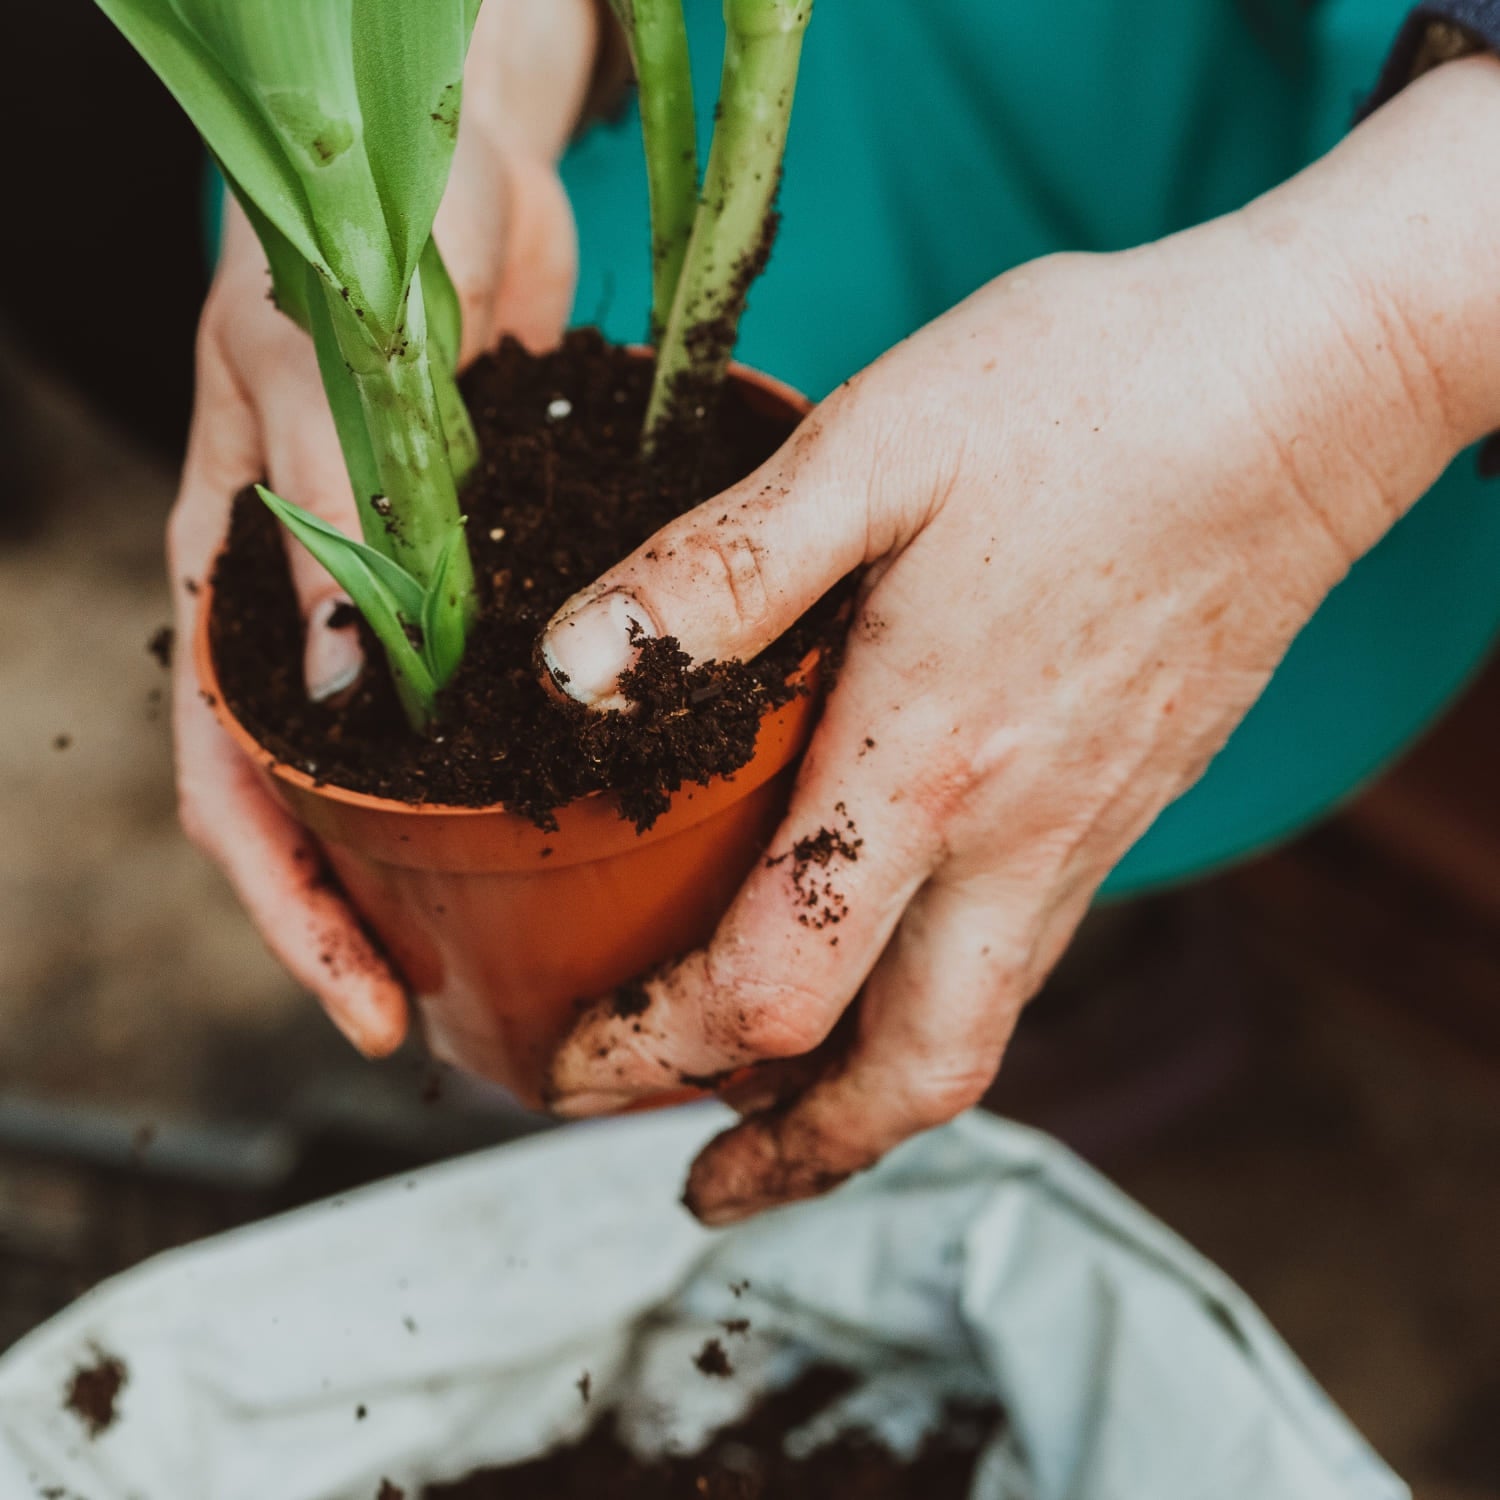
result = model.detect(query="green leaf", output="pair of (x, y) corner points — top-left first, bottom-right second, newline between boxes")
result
(97, 0), (326, 275)
(257, 485), (426, 621)
(305, 269), (384, 538)
(256, 485), (438, 726)
(419, 242), (480, 483)
(176, 0), (405, 336)
(351, 0), (473, 297)
(420, 237), (462, 373)
(419, 523), (470, 689)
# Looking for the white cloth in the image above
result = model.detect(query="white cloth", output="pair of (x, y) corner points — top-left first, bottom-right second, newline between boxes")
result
(0, 1109), (1406, 1500)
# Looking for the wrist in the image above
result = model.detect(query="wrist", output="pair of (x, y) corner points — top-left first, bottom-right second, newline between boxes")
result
(1203, 53), (1500, 564)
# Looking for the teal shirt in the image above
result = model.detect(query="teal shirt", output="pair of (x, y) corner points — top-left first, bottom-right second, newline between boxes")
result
(563, 0), (1500, 894)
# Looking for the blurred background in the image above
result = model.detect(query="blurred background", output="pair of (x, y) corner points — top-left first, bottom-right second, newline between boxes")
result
(1, 9), (1497, 1498)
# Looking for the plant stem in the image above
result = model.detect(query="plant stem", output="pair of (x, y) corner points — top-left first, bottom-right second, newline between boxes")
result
(610, 0), (699, 339)
(431, 354), (480, 484)
(322, 274), (478, 615)
(643, 0), (812, 444)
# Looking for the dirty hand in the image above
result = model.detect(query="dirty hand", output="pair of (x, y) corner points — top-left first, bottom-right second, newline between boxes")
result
(169, 0), (593, 1055)
(544, 58), (1500, 1222)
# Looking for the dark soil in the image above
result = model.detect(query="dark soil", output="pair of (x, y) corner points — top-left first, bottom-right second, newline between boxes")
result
(147, 624), (174, 669)
(769, 802), (864, 931)
(211, 330), (845, 832)
(418, 1367), (1001, 1500)
(63, 1349), (127, 1437)
(694, 1337), (734, 1378)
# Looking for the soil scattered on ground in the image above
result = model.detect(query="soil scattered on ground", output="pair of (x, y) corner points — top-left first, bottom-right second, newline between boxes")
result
(64, 1349), (127, 1437)
(418, 1367), (1000, 1499)
(147, 625), (174, 669)
(211, 330), (845, 831)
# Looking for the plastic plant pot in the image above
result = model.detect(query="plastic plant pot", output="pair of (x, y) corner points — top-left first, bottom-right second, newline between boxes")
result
(195, 363), (818, 1108)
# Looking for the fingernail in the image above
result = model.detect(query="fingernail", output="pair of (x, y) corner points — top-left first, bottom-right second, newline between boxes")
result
(540, 590), (655, 709)
(306, 597), (363, 702)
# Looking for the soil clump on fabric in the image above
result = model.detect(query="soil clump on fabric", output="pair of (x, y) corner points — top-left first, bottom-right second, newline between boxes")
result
(416, 1366), (1001, 1499)
(63, 1349), (128, 1437)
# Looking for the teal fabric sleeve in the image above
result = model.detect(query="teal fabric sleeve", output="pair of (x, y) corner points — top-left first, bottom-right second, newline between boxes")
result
(562, 0), (1500, 895)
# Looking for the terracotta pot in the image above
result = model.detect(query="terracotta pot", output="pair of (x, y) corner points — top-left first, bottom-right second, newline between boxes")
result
(195, 362), (818, 1108)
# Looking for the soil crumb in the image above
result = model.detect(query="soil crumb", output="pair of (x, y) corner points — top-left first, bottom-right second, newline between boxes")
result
(695, 1338), (734, 1378)
(51, 733), (71, 752)
(147, 624), (174, 669)
(420, 1366), (1000, 1499)
(610, 978), (653, 1019)
(64, 1350), (128, 1438)
(377, 1484), (406, 1500)
(211, 330), (846, 831)
(769, 805), (864, 930)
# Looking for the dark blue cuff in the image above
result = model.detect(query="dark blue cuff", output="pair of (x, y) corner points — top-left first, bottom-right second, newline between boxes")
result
(1362, 2), (1500, 117)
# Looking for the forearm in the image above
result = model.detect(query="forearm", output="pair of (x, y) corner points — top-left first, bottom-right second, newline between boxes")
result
(463, 0), (602, 164)
(1225, 54), (1500, 560)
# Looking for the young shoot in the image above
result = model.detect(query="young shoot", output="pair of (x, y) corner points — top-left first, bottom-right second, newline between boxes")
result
(607, 1), (699, 341)
(96, 0), (483, 732)
(640, 0), (814, 445)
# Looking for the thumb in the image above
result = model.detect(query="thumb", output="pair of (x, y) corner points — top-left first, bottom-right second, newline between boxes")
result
(539, 412), (867, 709)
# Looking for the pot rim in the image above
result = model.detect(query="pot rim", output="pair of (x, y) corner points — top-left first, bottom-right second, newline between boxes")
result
(194, 355), (817, 825)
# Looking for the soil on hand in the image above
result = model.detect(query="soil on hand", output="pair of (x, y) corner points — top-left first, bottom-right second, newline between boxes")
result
(64, 1349), (128, 1437)
(419, 1367), (1000, 1499)
(211, 330), (844, 831)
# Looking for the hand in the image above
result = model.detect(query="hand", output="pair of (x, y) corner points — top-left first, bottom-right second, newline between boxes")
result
(169, 0), (592, 1055)
(542, 57), (1500, 1221)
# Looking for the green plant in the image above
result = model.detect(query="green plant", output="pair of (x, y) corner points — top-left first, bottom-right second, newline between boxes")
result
(99, 0), (813, 732)
(613, 0), (814, 445)
(97, 0), (480, 730)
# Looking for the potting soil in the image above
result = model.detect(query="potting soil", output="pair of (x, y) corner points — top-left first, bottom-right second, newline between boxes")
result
(210, 331), (846, 831)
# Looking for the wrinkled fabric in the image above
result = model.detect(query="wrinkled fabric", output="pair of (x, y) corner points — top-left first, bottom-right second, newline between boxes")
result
(0, 1111), (1405, 1500)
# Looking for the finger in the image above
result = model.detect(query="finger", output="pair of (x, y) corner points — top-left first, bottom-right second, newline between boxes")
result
(684, 879), (1035, 1227)
(715, 1011), (858, 1118)
(434, 41), (578, 359)
(546, 639), (946, 1114)
(486, 151), (578, 353)
(171, 302), (406, 1057)
(176, 683), (409, 1058)
(537, 388), (883, 709)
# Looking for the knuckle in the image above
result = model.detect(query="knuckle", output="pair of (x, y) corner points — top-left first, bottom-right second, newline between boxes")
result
(193, 296), (234, 381)
(902, 742), (984, 837)
(700, 950), (831, 1060)
(164, 503), (192, 562)
(692, 527), (777, 637)
(900, 1065), (995, 1130)
(743, 1000), (829, 1060)
(176, 794), (215, 856)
